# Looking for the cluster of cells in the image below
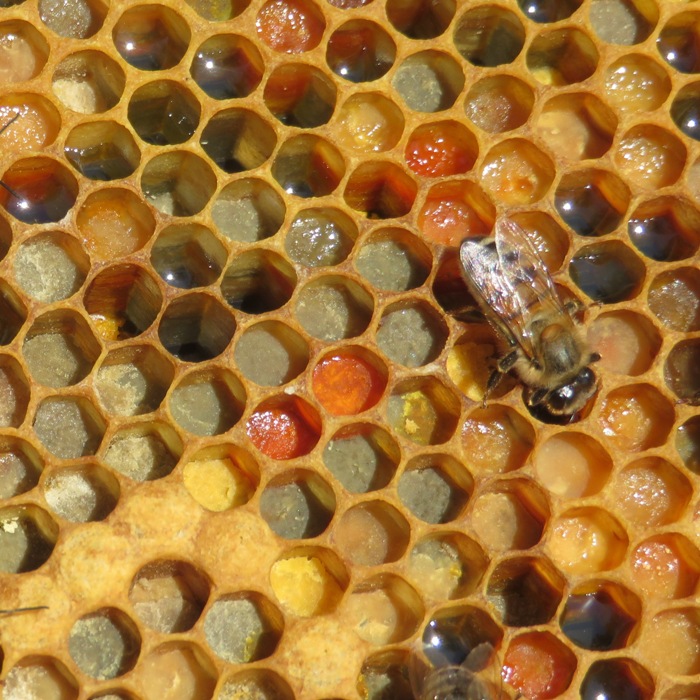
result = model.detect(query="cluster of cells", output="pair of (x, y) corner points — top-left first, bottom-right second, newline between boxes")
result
(0, 0), (700, 698)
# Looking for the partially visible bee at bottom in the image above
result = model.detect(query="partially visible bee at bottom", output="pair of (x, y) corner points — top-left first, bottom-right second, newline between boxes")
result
(459, 217), (599, 418)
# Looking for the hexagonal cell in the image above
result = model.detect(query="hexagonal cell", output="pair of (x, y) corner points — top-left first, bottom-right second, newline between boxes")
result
(387, 0), (454, 38)
(648, 267), (700, 333)
(453, 5), (524, 67)
(203, 592), (283, 663)
(0, 436), (42, 498)
(0, 19), (49, 83)
(628, 196), (700, 262)
(678, 415), (700, 475)
(392, 50), (464, 112)
(405, 120), (478, 178)
(112, 5), (191, 71)
(547, 506), (628, 575)
(630, 533), (700, 600)
(312, 347), (387, 416)
(665, 339), (700, 403)
(516, 0), (581, 22)
(527, 26), (599, 85)
(39, 0), (107, 38)
(128, 79), (200, 145)
(211, 178), (285, 244)
(326, 20), (396, 83)
(141, 151), (216, 216)
(182, 443), (259, 512)
(357, 650), (412, 700)
(344, 161), (417, 219)
(264, 62), (336, 128)
(658, 10), (700, 73)
(504, 631), (577, 699)
(102, 422), (182, 482)
(346, 573), (423, 645)
(184, 0), (249, 21)
(129, 559), (210, 633)
(605, 52), (671, 114)
(569, 241), (645, 303)
(0, 354), (29, 428)
(51, 49), (125, 114)
(480, 138), (554, 205)
(259, 469), (334, 539)
(333, 499), (410, 567)
(169, 367), (245, 436)
(256, 0), (325, 53)
(190, 34), (264, 100)
(641, 608), (700, 676)
(76, 188), (156, 261)
(0, 156), (78, 224)
(322, 423), (399, 494)
(0, 504), (58, 573)
(614, 455), (691, 529)
(671, 81), (700, 141)
(272, 134), (345, 198)
(590, 0), (658, 45)
(462, 404), (535, 475)
(247, 395), (321, 460)
(22, 309), (101, 389)
(295, 275), (373, 341)
(43, 463), (119, 523)
(534, 431), (612, 498)
(64, 120), (139, 181)
(471, 477), (549, 552)
(407, 532), (487, 602)
(387, 376), (461, 446)
(398, 454), (472, 524)
(270, 546), (348, 617)
(600, 384), (675, 453)
(33, 395), (105, 459)
(487, 556), (565, 627)
(560, 580), (641, 651)
(355, 227), (431, 292)
(0, 94), (61, 150)
(84, 264), (162, 341)
(285, 207), (357, 268)
(465, 74), (534, 134)
(336, 92), (405, 153)
(221, 249), (296, 315)
(13, 230), (89, 303)
(579, 658), (654, 700)
(218, 669), (293, 700)
(200, 108), (276, 174)
(158, 292), (235, 362)
(3, 656), (78, 700)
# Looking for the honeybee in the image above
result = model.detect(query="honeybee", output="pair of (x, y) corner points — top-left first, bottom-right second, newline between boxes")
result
(459, 217), (599, 417)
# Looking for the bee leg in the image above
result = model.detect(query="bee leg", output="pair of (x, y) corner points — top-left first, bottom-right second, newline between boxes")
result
(482, 350), (517, 407)
(452, 305), (485, 324)
(527, 387), (549, 406)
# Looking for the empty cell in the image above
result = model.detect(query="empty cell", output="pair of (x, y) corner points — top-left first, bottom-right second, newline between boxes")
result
(405, 120), (478, 178)
(182, 443), (259, 512)
(102, 422), (181, 481)
(112, 5), (191, 71)
(453, 5), (525, 67)
(39, 0), (107, 38)
(190, 34), (264, 100)
(33, 395), (105, 459)
(671, 81), (700, 141)
(336, 92), (404, 153)
(158, 292), (236, 362)
(387, 0), (455, 39)
(52, 50), (125, 114)
(326, 20), (396, 82)
(392, 50), (464, 112)
(0, 504), (58, 573)
(0, 436), (42, 498)
(0, 94), (61, 150)
(322, 423), (400, 493)
(333, 500), (409, 566)
(387, 376), (460, 446)
(590, 0), (658, 45)
(3, 657), (78, 700)
(129, 559), (210, 633)
(648, 267), (700, 332)
(579, 658), (654, 700)
(285, 207), (357, 267)
(0, 354), (30, 428)
(605, 52), (671, 114)
(346, 573), (423, 644)
(235, 321), (308, 386)
(77, 189), (156, 261)
(526, 27), (599, 85)
(344, 161), (417, 218)
(0, 156), (78, 224)
(269, 546), (347, 617)
(465, 74), (535, 134)
(84, 264), (162, 341)
(203, 593), (283, 663)
(256, 0), (325, 53)
(212, 178), (285, 243)
(169, 367), (245, 436)
(128, 80), (200, 145)
(43, 463), (119, 523)
(0, 20), (49, 83)
(658, 11), (700, 73)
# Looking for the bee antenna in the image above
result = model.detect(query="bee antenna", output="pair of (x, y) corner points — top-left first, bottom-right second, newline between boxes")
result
(0, 605), (48, 615)
(0, 179), (21, 200)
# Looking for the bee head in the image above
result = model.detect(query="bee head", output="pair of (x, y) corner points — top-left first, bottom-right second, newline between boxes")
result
(545, 367), (598, 416)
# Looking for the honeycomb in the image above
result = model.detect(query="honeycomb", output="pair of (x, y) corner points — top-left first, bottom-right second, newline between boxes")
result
(0, 0), (699, 697)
